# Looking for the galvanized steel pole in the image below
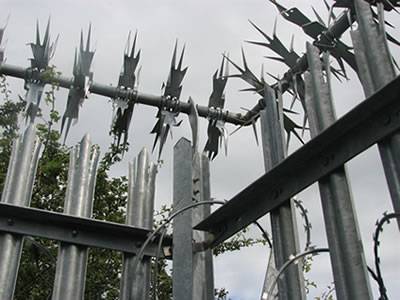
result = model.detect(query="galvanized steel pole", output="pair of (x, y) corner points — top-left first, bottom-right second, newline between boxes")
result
(0, 125), (41, 300)
(192, 152), (214, 300)
(173, 138), (194, 300)
(304, 43), (372, 300)
(52, 135), (99, 300)
(120, 148), (157, 300)
(260, 85), (305, 300)
(351, 0), (400, 230)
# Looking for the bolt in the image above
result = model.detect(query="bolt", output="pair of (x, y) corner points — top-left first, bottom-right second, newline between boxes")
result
(71, 230), (78, 237)
(7, 218), (13, 226)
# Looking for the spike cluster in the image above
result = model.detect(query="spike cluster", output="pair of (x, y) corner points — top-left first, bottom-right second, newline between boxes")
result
(25, 19), (58, 121)
(268, 0), (357, 79)
(110, 31), (141, 149)
(204, 56), (229, 160)
(151, 42), (187, 159)
(61, 25), (95, 142)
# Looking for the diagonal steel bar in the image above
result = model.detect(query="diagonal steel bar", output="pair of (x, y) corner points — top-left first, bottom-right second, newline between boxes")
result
(260, 85), (305, 300)
(195, 75), (400, 247)
(0, 202), (170, 256)
(0, 125), (41, 300)
(304, 43), (372, 300)
(351, 0), (400, 230)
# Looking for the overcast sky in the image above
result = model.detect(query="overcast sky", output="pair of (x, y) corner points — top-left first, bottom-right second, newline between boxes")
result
(3, 0), (400, 299)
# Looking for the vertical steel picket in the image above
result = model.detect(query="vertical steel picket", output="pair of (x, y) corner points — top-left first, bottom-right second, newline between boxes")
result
(304, 42), (372, 300)
(52, 134), (99, 300)
(120, 148), (157, 300)
(351, 0), (400, 230)
(260, 85), (306, 300)
(0, 125), (41, 300)
(173, 138), (194, 300)
(193, 152), (214, 300)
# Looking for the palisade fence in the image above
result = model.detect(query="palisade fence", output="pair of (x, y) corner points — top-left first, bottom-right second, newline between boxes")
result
(0, 0), (399, 299)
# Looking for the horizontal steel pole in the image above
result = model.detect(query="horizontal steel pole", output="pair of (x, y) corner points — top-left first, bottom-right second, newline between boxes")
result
(0, 63), (244, 125)
(0, 202), (171, 257)
(195, 75), (400, 247)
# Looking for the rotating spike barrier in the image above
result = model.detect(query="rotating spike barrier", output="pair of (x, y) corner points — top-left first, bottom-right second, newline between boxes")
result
(0, 1), (400, 299)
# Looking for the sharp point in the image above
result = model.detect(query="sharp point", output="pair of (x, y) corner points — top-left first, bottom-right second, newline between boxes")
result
(273, 17), (278, 37)
(86, 23), (92, 51)
(178, 44), (185, 70)
(36, 19), (40, 45)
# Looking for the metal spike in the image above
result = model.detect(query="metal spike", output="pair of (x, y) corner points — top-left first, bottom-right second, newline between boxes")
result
(43, 17), (50, 47)
(36, 20), (40, 45)
(86, 23), (92, 52)
(312, 6), (326, 27)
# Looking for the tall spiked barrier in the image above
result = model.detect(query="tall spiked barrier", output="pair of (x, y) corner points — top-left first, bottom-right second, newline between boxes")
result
(259, 85), (305, 300)
(173, 138), (215, 300)
(350, 0), (400, 230)
(304, 43), (372, 300)
(52, 135), (99, 300)
(120, 148), (157, 300)
(0, 125), (42, 299)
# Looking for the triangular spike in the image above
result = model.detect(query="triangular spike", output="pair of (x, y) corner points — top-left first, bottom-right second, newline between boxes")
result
(264, 56), (286, 64)
(248, 19), (272, 42)
(131, 30), (138, 57)
(273, 17), (278, 37)
(241, 47), (248, 70)
(178, 44), (185, 70)
(260, 64), (265, 82)
(36, 20), (40, 45)
(219, 54), (225, 77)
(224, 52), (230, 77)
(86, 23), (92, 51)
(125, 31), (131, 55)
(73, 48), (78, 74)
(246, 40), (270, 48)
(171, 40), (178, 68)
(80, 30), (84, 52)
(43, 17), (51, 46)
(223, 53), (245, 74)
(312, 6), (326, 27)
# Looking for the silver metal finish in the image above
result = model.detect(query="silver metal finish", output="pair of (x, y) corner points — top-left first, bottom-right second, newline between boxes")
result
(259, 85), (305, 300)
(0, 125), (41, 300)
(52, 134), (99, 300)
(173, 138), (194, 300)
(120, 148), (157, 300)
(304, 43), (372, 300)
(195, 74), (400, 245)
(351, 0), (400, 230)
(0, 202), (168, 256)
(192, 153), (214, 300)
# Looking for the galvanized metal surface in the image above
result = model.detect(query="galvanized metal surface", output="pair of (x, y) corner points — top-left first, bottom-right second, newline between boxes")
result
(120, 148), (157, 300)
(173, 138), (194, 300)
(52, 135), (99, 300)
(0, 202), (168, 256)
(260, 85), (305, 300)
(0, 63), (243, 126)
(195, 75), (400, 246)
(0, 125), (41, 300)
(192, 153), (214, 300)
(304, 43), (372, 300)
(351, 0), (400, 230)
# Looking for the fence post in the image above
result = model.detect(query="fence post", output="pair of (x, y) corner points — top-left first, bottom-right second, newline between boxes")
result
(0, 125), (41, 300)
(52, 134), (99, 300)
(351, 0), (400, 230)
(304, 42), (372, 300)
(120, 147), (157, 300)
(259, 85), (305, 300)
(192, 152), (214, 300)
(173, 138), (194, 300)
